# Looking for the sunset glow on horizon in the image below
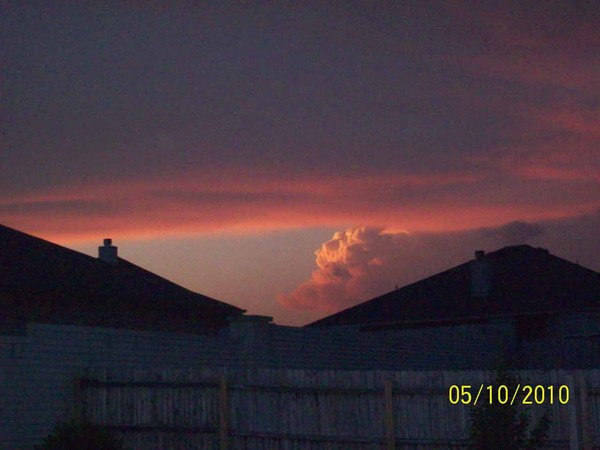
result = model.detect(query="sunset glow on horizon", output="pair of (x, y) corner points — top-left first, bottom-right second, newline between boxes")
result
(3, 0), (599, 325)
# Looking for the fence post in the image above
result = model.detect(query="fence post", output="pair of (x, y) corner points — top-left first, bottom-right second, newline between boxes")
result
(219, 376), (229, 450)
(577, 372), (592, 450)
(72, 377), (82, 423)
(384, 379), (395, 450)
(566, 373), (579, 450)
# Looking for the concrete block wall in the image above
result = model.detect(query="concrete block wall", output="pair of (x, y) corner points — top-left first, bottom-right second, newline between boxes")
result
(559, 311), (600, 336)
(266, 321), (515, 370)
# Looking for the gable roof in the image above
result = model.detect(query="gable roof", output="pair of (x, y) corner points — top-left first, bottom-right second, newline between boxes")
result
(0, 224), (245, 333)
(307, 245), (600, 328)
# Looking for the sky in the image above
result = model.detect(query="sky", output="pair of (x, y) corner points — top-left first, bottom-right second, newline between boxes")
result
(2, 0), (599, 325)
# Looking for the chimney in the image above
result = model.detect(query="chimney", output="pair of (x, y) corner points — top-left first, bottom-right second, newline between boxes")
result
(98, 238), (118, 264)
(470, 250), (491, 297)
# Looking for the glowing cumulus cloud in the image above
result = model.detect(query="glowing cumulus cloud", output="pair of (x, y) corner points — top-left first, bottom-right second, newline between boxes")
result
(276, 216), (587, 314)
(278, 226), (411, 312)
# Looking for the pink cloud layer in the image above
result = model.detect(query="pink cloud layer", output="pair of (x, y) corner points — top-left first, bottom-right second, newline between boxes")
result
(2, 164), (598, 244)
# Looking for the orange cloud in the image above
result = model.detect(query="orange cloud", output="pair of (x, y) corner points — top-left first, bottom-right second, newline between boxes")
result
(277, 212), (600, 313)
(279, 221), (546, 312)
(463, 89), (599, 183)
(2, 163), (597, 244)
(428, 2), (599, 188)
(278, 226), (404, 311)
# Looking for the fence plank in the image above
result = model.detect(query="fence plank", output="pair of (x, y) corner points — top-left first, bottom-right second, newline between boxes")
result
(72, 377), (82, 423)
(578, 372), (592, 450)
(219, 376), (229, 450)
(566, 373), (579, 450)
(384, 379), (395, 450)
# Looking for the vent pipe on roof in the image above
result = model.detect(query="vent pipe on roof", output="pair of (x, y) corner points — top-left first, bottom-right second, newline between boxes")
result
(98, 238), (118, 264)
(470, 250), (491, 297)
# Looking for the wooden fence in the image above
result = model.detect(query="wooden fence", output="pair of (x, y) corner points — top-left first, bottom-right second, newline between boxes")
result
(74, 367), (600, 450)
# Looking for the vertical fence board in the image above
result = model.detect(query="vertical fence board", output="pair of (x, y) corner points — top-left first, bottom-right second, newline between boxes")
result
(578, 372), (592, 450)
(384, 379), (395, 450)
(567, 373), (579, 450)
(219, 376), (229, 450)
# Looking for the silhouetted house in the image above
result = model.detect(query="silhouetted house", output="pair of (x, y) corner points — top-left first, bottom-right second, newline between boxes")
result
(308, 245), (600, 368)
(0, 224), (245, 335)
(0, 224), (252, 448)
(1, 225), (598, 448)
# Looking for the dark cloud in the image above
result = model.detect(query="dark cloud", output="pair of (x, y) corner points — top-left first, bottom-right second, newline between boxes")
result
(3, 1), (598, 190)
(484, 221), (544, 245)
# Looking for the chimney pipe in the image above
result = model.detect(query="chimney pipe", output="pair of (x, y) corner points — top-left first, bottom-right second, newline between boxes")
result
(470, 250), (491, 297)
(98, 238), (118, 264)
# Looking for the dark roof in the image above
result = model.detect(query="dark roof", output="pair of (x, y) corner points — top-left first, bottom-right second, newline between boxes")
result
(0, 224), (245, 333)
(307, 245), (600, 328)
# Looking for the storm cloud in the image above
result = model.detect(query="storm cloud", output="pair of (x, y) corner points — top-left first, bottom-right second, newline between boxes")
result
(278, 213), (599, 313)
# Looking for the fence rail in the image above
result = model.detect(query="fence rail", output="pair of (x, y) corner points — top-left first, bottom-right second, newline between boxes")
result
(75, 367), (600, 450)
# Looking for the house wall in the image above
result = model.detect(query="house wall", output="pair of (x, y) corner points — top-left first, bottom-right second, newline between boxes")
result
(517, 312), (600, 369)
(265, 321), (515, 370)
(562, 312), (600, 368)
